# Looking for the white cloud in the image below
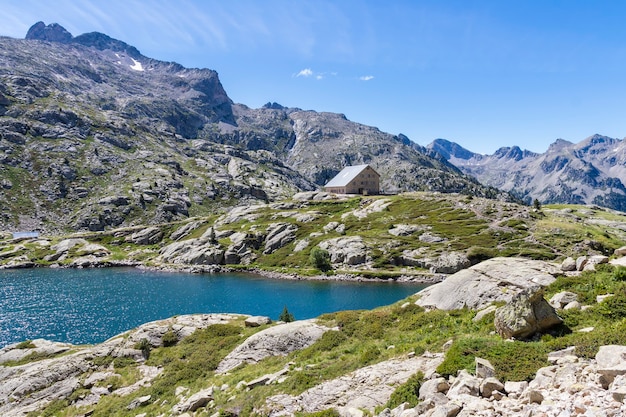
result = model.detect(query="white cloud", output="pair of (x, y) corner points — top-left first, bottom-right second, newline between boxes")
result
(297, 68), (314, 77)
(316, 75), (324, 80)
(360, 75), (375, 81)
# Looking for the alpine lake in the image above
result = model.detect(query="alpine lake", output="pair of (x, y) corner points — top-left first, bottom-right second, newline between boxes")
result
(0, 267), (424, 348)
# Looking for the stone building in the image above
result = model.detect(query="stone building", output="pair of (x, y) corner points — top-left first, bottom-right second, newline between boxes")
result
(323, 164), (380, 195)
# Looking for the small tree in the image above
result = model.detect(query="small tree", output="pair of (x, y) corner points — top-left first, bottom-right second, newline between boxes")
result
(209, 227), (217, 244)
(279, 305), (295, 322)
(310, 247), (332, 272)
(533, 199), (542, 211)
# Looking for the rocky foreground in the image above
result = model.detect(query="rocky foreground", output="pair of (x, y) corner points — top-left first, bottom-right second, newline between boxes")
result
(2, 256), (626, 416)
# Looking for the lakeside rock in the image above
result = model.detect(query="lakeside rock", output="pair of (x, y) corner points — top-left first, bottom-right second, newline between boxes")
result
(415, 257), (561, 311)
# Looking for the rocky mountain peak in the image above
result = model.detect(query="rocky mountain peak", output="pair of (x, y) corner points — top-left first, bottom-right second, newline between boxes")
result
(428, 138), (476, 161)
(25, 21), (73, 43)
(547, 138), (574, 153)
(73, 31), (142, 58)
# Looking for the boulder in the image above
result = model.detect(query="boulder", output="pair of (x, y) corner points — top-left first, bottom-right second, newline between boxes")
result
(494, 287), (563, 340)
(319, 236), (368, 265)
(245, 316), (272, 327)
(446, 370), (480, 398)
(173, 387), (214, 413)
(549, 291), (579, 309)
(388, 224), (422, 237)
(127, 227), (163, 245)
(428, 252), (471, 274)
(480, 377), (504, 398)
(159, 238), (224, 265)
(615, 246), (626, 256)
(596, 345), (626, 388)
(418, 377), (449, 401)
(561, 257), (577, 271)
(264, 223), (298, 254)
(475, 357), (495, 379)
(575, 256), (588, 271)
(216, 320), (328, 374)
(416, 258), (560, 311)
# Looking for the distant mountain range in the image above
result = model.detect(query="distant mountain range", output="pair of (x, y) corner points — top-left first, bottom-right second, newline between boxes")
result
(0, 22), (507, 233)
(428, 135), (626, 211)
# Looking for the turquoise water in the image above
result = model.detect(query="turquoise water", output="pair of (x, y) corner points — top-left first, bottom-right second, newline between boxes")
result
(0, 268), (424, 347)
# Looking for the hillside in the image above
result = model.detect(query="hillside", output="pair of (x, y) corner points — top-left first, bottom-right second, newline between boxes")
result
(2, 193), (626, 416)
(428, 135), (626, 211)
(0, 22), (509, 234)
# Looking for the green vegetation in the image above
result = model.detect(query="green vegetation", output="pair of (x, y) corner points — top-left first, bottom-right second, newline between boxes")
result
(385, 371), (424, 409)
(309, 246), (332, 272)
(279, 305), (295, 322)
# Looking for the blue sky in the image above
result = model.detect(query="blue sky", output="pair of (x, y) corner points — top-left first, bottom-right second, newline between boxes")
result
(3, 0), (626, 154)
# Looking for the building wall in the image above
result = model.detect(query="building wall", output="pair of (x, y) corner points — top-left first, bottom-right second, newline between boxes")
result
(326, 166), (379, 195)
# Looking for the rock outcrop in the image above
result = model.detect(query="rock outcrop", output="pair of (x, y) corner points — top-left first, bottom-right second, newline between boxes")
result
(0, 313), (241, 416)
(415, 257), (560, 310)
(216, 320), (328, 374)
(262, 353), (443, 416)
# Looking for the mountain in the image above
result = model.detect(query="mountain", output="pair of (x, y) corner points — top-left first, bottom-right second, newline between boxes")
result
(0, 22), (509, 233)
(427, 136), (626, 210)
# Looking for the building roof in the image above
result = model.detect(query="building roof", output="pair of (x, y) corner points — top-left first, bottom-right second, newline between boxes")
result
(324, 164), (376, 187)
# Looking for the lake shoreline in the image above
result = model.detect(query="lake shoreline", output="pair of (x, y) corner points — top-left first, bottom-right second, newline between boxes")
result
(1, 260), (444, 285)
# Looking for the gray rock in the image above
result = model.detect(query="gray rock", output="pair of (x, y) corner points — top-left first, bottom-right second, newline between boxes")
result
(418, 232), (447, 243)
(503, 381), (528, 398)
(494, 287), (563, 340)
(264, 223), (298, 254)
(245, 316), (272, 327)
(416, 257), (560, 311)
(261, 354), (443, 416)
(475, 357), (495, 379)
(576, 256), (588, 271)
(561, 257), (577, 271)
(127, 394), (151, 410)
(216, 320), (328, 374)
(428, 252), (471, 274)
(596, 345), (626, 388)
(419, 377), (450, 401)
(159, 238), (224, 265)
(549, 291), (579, 309)
(615, 246), (626, 256)
(319, 236), (368, 265)
(480, 377), (504, 398)
(127, 227), (163, 245)
(173, 387), (214, 413)
(388, 224), (422, 237)
(446, 370), (480, 398)
(472, 306), (497, 323)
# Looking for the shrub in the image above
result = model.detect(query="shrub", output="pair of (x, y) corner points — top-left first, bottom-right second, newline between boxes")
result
(385, 371), (424, 409)
(359, 345), (381, 365)
(162, 329), (178, 347)
(437, 337), (550, 382)
(134, 338), (151, 359)
(309, 247), (332, 272)
(613, 267), (626, 282)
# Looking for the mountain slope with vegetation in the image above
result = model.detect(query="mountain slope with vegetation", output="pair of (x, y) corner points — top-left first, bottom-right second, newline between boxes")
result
(0, 22), (509, 234)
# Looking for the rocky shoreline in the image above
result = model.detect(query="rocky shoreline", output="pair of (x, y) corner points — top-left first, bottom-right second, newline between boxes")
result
(0, 259), (444, 285)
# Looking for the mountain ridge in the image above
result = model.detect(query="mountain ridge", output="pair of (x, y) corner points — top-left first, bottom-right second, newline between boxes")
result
(0, 22), (510, 233)
(427, 134), (626, 210)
